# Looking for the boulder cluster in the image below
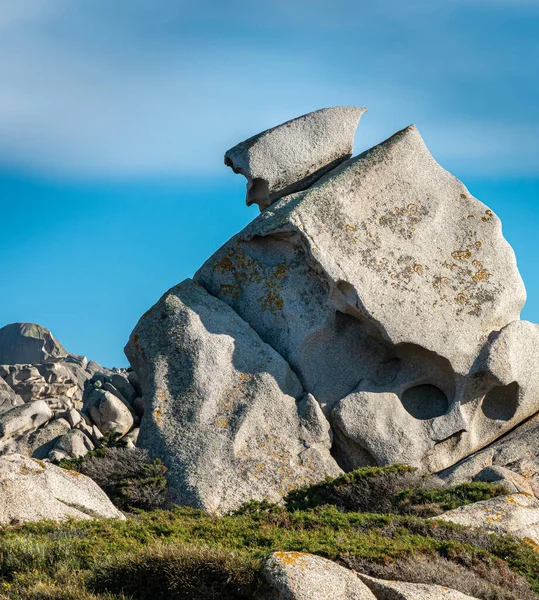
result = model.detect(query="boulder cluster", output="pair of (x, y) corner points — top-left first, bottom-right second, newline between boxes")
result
(0, 323), (143, 464)
(125, 107), (539, 515)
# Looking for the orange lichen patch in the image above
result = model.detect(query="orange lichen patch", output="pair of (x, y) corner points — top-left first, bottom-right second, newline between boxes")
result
(215, 418), (229, 429)
(523, 537), (539, 550)
(413, 264), (423, 275)
(344, 224), (357, 233)
(451, 249), (472, 261)
(455, 293), (468, 304)
(475, 241), (482, 248)
(482, 209), (495, 223)
(273, 551), (310, 567)
(133, 334), (140, 344)
(154, 409), (163, 425)
(460, 193), (467, 199)
(472, 268), (493, 283)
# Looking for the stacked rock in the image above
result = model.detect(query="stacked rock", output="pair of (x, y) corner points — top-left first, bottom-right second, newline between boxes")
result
(126, 107), (539, 515)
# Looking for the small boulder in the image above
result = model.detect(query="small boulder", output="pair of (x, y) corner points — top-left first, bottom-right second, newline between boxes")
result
(0, 378), (23, 415)
(49, 429), (94, 461)
(0, 454), (124, 523)
(84, 389), (134, 436)
(0, 400), (52, 440)
(435, 493), (539, 546)
(261, 552), (376, 599)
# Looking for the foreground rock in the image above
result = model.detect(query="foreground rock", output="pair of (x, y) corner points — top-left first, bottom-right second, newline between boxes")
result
(196, 122), (528, 472)
(358, 574), (479, 599)
(0, 454), (124, 523)
(225, 106), (366, 210)
(0, 323), (67, 364)
(261, 552), (376, 599)
(436, 493), (539, 546)
(125, 279), (341, 513)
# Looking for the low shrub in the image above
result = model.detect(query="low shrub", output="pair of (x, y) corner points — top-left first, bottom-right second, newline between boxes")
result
(91, 544), (260, 600)
(58, 447), (168, 512)
(285, 465), (507, 517)
(392, 481), (509, 517)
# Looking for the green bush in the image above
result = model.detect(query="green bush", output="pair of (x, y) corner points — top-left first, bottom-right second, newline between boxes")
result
(285, 465), (507, 517)
(58, 447), (168, 512)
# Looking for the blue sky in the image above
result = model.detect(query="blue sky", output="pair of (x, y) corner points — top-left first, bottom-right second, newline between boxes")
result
(0, 0), (537, 366)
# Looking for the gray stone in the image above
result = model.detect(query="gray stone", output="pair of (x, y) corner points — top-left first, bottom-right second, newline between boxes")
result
(0, 378), (23, 415)
(0, 323), (67, 364)
(0, 454), (124, 522)
(84, 388), (134, 437)
(473, 465), (535, 496)
(132, 395), (146, 418)
(358, 574), (479, 599)
(436, 493), (539, 546)
(64, 408), (83, 428)
(196, 124), (527, 472)
(261, 552), (376, 599)
(225, 106), (366, 210)
(49, 429), (95, 461)
(125, 279), (341, 513)
(0, 400), (52, 440)
(28, 418), (72, 459)
(110, 373), (137, 404)
(124, 427), (140, 449)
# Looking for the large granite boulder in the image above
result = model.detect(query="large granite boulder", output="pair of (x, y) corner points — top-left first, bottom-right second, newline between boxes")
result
(225, 106), (366, 210)
(0, 454), (124, 523)
(0, 323), (67, 364)
(195, 122), (528, 472)
(261, 552), (376, 599)
(125, 279), (341, 513)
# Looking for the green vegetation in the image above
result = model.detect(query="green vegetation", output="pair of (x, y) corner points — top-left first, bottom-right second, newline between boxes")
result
(0, 466), (535, 600)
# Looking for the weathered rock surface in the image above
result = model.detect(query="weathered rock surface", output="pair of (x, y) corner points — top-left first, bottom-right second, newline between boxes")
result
(436, 493), (539, 545)
(358, 574), (479, 599)
(225, 106), (366, 210)
(437, 411), (539, 496)
(261, 552), (376, 599)
(83, 388), (134, 436)
(125, 278), (341, 513)
(0, 400), (52, 440)
(195, 123), (528, 472)
(0, 323), (67, 364)
(0, 377), (23, 415)
(0, 454), (124, 523)
(49, 429), (94, 461)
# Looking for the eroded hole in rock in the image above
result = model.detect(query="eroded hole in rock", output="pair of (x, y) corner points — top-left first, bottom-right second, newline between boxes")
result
(246, 178), (270, 209)
(482, 382), (519, 421)
(400, 384), (449, 420)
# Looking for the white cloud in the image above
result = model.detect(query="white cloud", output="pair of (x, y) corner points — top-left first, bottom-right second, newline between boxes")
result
(0, 0), (536, 179)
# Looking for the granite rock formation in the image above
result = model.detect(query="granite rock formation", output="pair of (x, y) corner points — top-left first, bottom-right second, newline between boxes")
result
(126, 107), (538, 512)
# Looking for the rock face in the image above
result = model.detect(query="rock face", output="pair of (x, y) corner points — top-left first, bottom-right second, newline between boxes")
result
(225, 106), (366, 210)
(436, 493), (539, 546)
(260, 552), (376, 599)
(127, 107), (538, 508)
(437, 412), (539, 496)
(125, 279), (340, 513)
(0, 323), (67, 364)
(0, 454), (124, 523)
(196, 123), (528, 472)
(358, 574), (479, 600)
